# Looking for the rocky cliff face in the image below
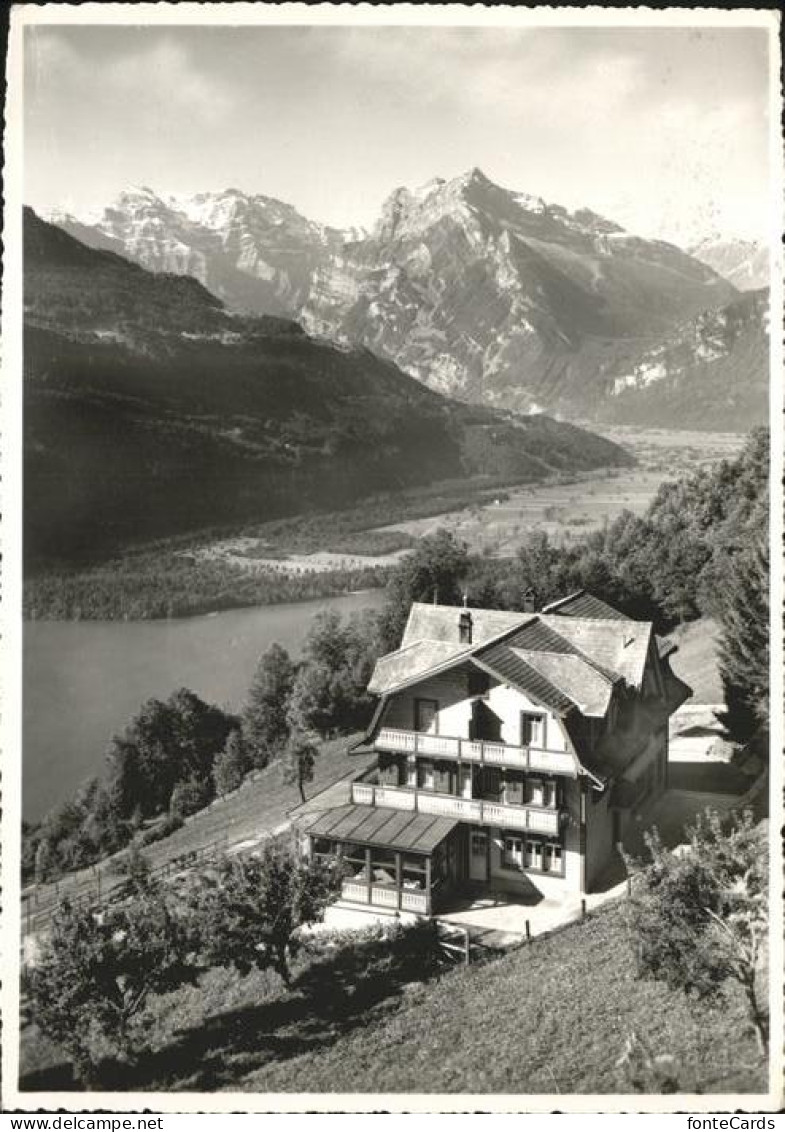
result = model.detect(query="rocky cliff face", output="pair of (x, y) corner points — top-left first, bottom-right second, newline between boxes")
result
(597, 289), (769, 430)
(301, 168), (739, 413)
(52, 171), (766, 428)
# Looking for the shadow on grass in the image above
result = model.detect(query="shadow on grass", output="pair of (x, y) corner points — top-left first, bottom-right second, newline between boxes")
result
(20, 932), (441, 1093)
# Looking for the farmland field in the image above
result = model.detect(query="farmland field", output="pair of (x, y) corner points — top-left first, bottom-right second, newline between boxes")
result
(370, 426), (745, 557)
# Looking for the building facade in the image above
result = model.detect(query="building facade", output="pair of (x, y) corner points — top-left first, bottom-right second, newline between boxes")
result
(300, 591), (691, 917)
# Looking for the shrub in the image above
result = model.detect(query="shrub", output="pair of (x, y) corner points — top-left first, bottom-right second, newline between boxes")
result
(169, 776), (213, 820)
(135, 813), (185, 847)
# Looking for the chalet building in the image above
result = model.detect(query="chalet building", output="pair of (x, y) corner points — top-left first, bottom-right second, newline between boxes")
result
(300, 591), (691, 918)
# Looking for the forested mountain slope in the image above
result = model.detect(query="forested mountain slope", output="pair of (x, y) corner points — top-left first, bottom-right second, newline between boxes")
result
(24, 209), (630, 565)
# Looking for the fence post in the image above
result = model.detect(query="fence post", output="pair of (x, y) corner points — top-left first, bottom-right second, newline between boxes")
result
(626, 875), (632, 898)
(464, 928), (470, 966)
(581, 898), (586, 920)
(525, 919), (531, 943)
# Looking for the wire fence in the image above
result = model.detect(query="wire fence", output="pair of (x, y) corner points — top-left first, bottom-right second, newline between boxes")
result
(21, 832), (234, 939)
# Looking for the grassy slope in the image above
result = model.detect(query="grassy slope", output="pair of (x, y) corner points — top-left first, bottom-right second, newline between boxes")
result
(24, 737), (364, 932)
(242, 904), (764, 1096)
(20, 902), (766, 1095)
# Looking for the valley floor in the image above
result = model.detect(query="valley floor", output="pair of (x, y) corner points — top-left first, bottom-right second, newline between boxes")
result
(24, 428), (746, 622)
(370, 427), (745, 557)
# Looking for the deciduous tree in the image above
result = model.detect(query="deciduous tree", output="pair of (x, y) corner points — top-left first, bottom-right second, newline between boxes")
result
(213, 730), (251, 796)
(25, 878), (199, 1085)
(242, 643), (295, 766)
(282, 729), (319, 803)
(628, 809), (768, 1055)
(186, 845), (342, 985)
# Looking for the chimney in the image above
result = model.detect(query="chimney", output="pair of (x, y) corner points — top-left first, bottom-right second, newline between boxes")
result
(523, 588), (537, 613)
(459, 598), (473, 645)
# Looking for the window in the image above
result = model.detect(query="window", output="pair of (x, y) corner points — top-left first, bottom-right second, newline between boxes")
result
(515, 836), (564, 875)
(528, 778), (545, 807)
(521, 712), (544, 747)
(415, 698), (438, 734)
(541, 780), (557, 808)
(525, 840), (543, 870)
(543, 843), (564, 875)
(503, 835), (524, 870)
(417, 759), (435, 790)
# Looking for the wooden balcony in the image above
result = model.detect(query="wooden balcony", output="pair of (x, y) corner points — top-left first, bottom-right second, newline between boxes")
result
(374, 727), (576, 776)
(340, 878), (428, 915)
(351, 781), (561, 835)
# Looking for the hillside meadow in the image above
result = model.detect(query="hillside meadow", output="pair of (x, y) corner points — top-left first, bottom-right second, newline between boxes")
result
(19, 901), (767, 1095)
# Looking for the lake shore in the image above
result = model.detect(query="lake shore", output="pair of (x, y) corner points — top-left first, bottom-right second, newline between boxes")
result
(23, 590), (386, 822)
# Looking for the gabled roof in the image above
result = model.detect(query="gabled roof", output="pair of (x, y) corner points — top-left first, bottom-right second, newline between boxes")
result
(474, 642), (577, 715)
(510, 651), (613, 717)
(367, 639), (472, 696)
(401, 603), (529, 649)
(367, 593), (656, 712)
(539, 615), (652, 690)
(541, 590), (631, 621)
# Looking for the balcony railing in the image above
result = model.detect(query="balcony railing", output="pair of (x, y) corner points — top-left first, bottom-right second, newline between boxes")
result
(340, 878), (428, 915)
(374, 727), (575, 776)
(351, 781), (561, 835)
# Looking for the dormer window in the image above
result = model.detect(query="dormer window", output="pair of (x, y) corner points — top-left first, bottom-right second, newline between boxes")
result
(459, 609), (473, 644)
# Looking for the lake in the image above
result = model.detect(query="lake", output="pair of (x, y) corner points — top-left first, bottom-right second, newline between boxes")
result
(23, 590), (386, 822)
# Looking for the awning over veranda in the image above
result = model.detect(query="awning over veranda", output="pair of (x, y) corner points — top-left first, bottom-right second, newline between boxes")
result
(303, 803), (458, 855)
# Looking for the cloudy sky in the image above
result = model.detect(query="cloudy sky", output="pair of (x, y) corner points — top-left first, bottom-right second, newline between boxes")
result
(23, 21), (774, 244)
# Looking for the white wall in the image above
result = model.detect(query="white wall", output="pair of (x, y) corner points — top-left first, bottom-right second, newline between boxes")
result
(383, 666), (570, 753)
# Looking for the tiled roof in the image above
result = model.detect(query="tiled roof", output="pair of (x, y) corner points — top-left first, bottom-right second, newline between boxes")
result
(475, 642), (576, 715)
(401, 603), (530, 648)
(504, 619), (620, 683)
(539, 615), (652, 689)
(367, 639), (471, 695)
(304, 804), (458, 854)
(511, 651), (613, 716)
(542, 590), (632, 621)
(366, 594), (655, 713)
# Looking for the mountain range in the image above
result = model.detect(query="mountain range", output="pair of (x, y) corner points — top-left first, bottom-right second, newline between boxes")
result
(49, 170), (769, 430)
(689, 236), (770, 292)
(24, 208), (630, 566)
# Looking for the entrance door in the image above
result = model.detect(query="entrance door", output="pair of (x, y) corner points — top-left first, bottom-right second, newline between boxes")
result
(469, 830), (488, 881)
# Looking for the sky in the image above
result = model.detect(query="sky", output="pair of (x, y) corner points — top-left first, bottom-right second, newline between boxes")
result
(22, 21), (775, 245)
